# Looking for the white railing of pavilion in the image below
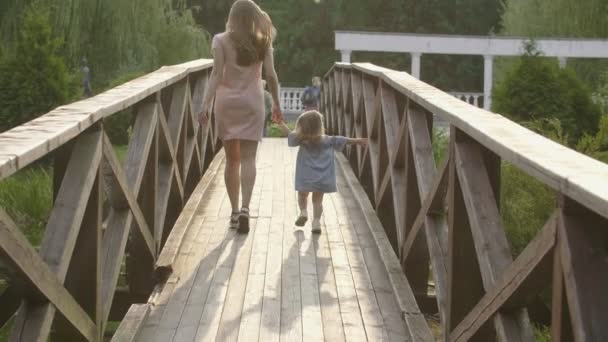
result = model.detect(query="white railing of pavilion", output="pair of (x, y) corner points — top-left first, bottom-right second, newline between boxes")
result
(280, 87), (305, 114)
(449, 92), (484, 108)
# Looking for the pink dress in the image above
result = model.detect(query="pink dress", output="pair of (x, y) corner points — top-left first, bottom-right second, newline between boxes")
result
(213, 32), (266, 142)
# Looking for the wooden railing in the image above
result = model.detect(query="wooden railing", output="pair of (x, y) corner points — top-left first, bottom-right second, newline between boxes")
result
(322, 62), (608, 341)
(0, 59), (220, 341)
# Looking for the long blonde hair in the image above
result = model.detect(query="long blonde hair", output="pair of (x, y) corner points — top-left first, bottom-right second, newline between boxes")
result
(226, 0), (276, 66)
(295, 110), (325, 144)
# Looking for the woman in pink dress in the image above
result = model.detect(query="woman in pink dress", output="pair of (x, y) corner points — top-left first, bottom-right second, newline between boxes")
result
(199, 0), (283, 234)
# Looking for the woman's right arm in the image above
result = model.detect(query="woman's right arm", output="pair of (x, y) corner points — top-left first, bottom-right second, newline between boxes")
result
(199, 37), (225, 124)
(263, 44), (283, 122)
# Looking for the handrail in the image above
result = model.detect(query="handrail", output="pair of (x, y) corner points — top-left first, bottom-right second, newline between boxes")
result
(322, 62), (608, 341)
(0, 59), (220, 340)
(326, 62), (608, 219)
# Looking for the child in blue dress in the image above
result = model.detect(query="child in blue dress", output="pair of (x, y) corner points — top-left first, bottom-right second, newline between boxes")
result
(278, 110), (367, 233)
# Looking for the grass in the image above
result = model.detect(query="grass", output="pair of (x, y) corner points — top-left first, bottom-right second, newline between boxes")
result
(501, 163), (556, 256)
(0, 167), (53, 246)
(114, 145), (129, 163)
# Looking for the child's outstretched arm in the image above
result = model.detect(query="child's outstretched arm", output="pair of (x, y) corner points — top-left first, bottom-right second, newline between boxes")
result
(345, 137), (368, 146)
(277, 121), (292, 136)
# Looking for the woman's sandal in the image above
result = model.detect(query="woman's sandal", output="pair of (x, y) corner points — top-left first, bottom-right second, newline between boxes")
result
(238, 207), (250, 234)
(230, 211), (240, 229)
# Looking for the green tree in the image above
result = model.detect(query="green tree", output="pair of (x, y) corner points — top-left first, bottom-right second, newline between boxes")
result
(0, 4), (72, 131)
(500, 0), (608, 87)
(191, 0), (502, 88)
(493, 43), (601, 143)
(0, 0), (210, 90)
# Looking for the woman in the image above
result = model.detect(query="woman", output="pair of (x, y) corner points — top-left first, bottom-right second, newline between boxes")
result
(199, 0), (283, 234)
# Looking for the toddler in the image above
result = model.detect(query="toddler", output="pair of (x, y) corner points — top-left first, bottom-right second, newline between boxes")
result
(278, 111), (367, 233)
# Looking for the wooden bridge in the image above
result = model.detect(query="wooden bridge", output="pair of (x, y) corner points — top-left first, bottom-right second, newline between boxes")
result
(0, 59), (607, 342)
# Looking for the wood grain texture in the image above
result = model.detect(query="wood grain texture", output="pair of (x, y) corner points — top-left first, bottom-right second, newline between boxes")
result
(111, 304), (150, 342)
(335, 62), (608, 220)
(0, 208), (97, 341)
(0, 60), (213, 180)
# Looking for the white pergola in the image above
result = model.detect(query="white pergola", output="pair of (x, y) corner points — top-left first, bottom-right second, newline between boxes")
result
(335, 31), (608, 110)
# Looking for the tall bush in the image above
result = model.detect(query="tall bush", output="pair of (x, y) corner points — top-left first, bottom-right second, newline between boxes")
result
(0, 4), (73, 132)
(493, 43), (601, 143)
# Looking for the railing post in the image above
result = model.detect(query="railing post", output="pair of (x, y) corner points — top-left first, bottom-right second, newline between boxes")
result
(483, 55), (494, 110)
(411, 52), (422, 79)
(341, 50), (352, 63)
(54, 165), (103, 341)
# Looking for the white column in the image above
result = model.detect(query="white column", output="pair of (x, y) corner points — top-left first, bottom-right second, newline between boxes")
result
(483, 55), (494, 110)
(341, 50), (352, 63)
(411, 52), (421, 79)
(558, 56), (568, 68)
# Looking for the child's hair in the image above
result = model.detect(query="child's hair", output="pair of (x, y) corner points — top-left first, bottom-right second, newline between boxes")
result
(226, 0), (276, 67)
(295, 110), (325, 144)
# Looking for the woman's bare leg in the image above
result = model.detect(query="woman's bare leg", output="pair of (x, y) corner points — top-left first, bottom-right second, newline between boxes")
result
(239, 140), (259, 210)
(223, 140), (241, 213)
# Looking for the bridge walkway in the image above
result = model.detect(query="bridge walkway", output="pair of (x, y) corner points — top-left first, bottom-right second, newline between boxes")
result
(135, 138), (421, 342)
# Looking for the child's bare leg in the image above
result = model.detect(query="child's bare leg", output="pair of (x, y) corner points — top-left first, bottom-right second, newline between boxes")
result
(295, 192), (309, 226)
(311, 192), (324, 233)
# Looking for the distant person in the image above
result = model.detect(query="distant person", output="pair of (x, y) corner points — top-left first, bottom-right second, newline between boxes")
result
(301, 76), (321, 110)
(277, 110), (367, 233)
(198, 0), (284, 233)
(81, 58), (92, 97)
(262, 80), (273, 136)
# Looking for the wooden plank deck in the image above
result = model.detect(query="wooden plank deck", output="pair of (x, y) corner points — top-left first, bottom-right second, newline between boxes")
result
(136, 138), (416, 342)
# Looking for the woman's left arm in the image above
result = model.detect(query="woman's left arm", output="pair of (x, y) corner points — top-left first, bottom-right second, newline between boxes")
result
(199, 37), (225, 125)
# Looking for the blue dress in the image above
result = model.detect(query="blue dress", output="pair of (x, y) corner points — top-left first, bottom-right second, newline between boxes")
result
(288, 133), (348, 193)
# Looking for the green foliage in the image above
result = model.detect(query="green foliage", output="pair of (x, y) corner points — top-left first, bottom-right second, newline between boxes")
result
(0, 4), (73, 132)
(501, 163), (556, 256)
(193, 0), (502, 88)
(102, 71), (147, 145)
(500, 0), (608, 87)
(267, 122), (295, 138)
(0, 167), (53, 246)
(433, 128), (448, 164)
(534, 324), (551, 342)
(576, 115), (608, 163)
(0, 0), (210, 92)
(593, 71), (608, 114)
(493, 43), (601, 143)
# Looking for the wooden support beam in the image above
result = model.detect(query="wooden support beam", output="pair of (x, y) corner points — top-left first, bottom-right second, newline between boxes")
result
(10, 129), (102, 342)
(0, 209), (97, 342)
(110, 304), (150, 342)
(558, 203), (608, 341)
(551, 243), (574, 342)
(101, 103), (157, 326)
(102, 133), (155, 257)
(445, 129), (494, 341)
(455, 140), (534, 341)
(54, 168), (103, 341)
(0, 285), (21, 328)
(401, 155), (449, 324)
(449, 213), (557, 342)
(401, 106), (435, 297)
(380, 85), (408, 251)
(126, 118), (159, 298)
